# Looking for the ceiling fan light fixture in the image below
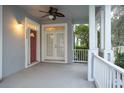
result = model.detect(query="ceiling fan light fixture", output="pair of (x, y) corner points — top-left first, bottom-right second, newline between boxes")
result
(39, 7), (65, 20)
(48, 15), (54, 20)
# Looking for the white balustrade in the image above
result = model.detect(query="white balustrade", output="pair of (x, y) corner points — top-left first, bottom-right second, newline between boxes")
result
(93, 54), (124, 88)
(73, 49), (88, 63)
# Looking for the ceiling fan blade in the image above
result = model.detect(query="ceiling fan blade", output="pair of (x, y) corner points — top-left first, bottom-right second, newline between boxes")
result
(49, 7), (58, 13)
(39, 10), (49, 13)
(56, 12), (65, 17)
(40, 14), (49, 18)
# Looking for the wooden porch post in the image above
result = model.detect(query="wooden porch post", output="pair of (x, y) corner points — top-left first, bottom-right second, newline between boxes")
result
(0, 5), (3, 80)
(88, 5), (98, 81)
(104, 5), (114, 62)
(100, 6), (105, 51)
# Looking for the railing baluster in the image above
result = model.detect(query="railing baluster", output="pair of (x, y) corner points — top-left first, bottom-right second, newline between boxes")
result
(117, 71), (120, 88)
(113, 68), (116, 87)
(73, 49), (74, 61)
(77, 49), (79, 61)
(81, 50), (82, 61)
(76, 50), (78, 61)
(78, 49), (79, 61)
(82, 50), (83, 62)
(109, 68), (112, 88)
(122, 74), (124, 87)
(80, 50), (82, 62)
(84, 50), (85, 62)
(80, 50), (81, 61)
(103, 64), (105, 87)
(106, 66), (109, 88)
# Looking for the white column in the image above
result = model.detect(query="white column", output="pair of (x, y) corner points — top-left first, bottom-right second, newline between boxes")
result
(72, 24), (75, 63)
(88, 5), (98, 81)
(89, 6), (96, 50)
(100, 7), (105, 50)
(0, 5), (3, 80)
(104, 5), (114, 62)
(104, 5), (111, 50)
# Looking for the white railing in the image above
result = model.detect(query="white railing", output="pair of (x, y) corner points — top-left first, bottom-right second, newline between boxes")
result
(73, 49), (88, 63)
(93, 54), (124, 88)
(113, 46), (124, 53)
(113, 46), (124, 62)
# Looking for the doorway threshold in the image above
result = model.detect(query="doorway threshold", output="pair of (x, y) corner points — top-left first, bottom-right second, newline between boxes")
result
(44, 59), (66, 63)
(27, 61), (40, 68)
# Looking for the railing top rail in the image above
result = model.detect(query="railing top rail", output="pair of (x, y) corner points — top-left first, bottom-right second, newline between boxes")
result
(94, 54), (124, 74)
(73, 49), (88, 50)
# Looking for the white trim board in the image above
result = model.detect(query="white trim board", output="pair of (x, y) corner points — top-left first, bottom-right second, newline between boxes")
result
(43, 60), (66, 64)
(25, 17), (41, 68)
(27, 61), (40, 68)
(0, 6), (3, 80)
(42, 23), (68, 63)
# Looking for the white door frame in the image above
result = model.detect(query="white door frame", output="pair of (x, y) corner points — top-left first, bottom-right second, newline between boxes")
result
(42, 23), (68, 63)
(0, 5), (3, 80)
(25, 17), (41, 68)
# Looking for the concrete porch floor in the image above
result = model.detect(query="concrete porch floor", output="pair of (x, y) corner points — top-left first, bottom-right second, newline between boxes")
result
(0, 63), (95, 88)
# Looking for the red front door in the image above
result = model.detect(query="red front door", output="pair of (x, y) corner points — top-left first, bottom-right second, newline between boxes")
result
(30, 30), (37, 63)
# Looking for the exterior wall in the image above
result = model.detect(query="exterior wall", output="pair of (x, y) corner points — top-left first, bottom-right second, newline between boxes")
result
(0, 6), (3, 80)
(41, 18), (73, 63)
(2, 5), (40, 77)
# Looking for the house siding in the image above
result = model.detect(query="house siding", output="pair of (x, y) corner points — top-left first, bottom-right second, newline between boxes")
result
(2, 5), (73, 78)
(2, 5), (40, 77)
(41, 18), (73, 63)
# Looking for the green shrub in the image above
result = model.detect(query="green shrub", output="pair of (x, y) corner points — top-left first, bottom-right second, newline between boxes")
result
(115, 62), (124, 68)
(74, 45), (88, 49)
(115, 51), (124, 68)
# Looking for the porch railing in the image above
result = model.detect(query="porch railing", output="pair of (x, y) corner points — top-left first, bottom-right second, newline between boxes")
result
(93, 54), (124, 88)
(73, 49), (88, 63)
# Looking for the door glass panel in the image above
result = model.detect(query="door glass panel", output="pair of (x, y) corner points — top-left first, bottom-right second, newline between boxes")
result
(56, 32), (64, 57)
(44, 26), (65, 31)
(46, 32), (54, 57)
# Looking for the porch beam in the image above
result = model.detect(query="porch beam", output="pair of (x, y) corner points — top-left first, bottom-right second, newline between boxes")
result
(88, 5), (98, 81)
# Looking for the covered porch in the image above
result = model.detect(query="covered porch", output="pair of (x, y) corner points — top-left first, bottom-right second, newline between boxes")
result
(0, 5), (124, 88)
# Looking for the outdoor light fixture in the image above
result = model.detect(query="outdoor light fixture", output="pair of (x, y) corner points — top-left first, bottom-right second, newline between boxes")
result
(16, 20), (23, 32)
(14, 19), (24, 35)
(17, 20), (23, 27)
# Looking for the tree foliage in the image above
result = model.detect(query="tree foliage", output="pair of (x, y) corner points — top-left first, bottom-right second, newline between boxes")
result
(74, 24), (89, 48)
(112, 5), (124, 47)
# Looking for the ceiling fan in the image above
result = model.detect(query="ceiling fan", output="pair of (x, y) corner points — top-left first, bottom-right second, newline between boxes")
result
(39, 7), (65, 20)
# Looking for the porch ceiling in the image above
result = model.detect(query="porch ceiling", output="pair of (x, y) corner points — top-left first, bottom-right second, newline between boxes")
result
(19, 5), (89, 24)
